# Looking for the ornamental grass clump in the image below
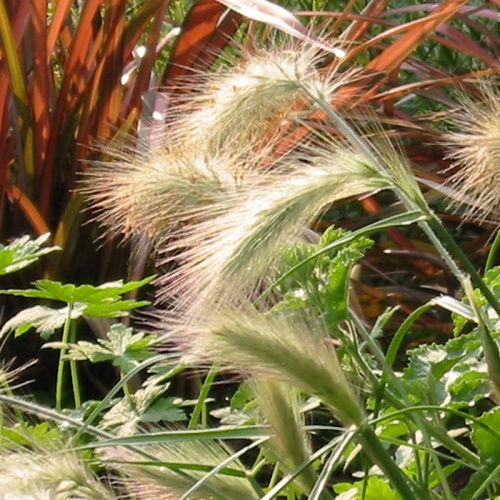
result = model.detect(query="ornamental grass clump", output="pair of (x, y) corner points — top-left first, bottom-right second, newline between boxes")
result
(86, 40), (430, 499)
(85, 41), (348, 251)
(87, 41), (401, 316)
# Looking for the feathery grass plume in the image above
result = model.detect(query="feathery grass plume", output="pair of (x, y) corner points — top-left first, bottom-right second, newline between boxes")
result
(0, 445), (115, 499)
(250, 378), (316, 494)
(443, 84), (500, 221)
(84, 141), (260, 246)
(179, 303), (364, 427)
(158, 140), (392, 313)
(106, 435), (259, 500)
(169, 42), (347, 154)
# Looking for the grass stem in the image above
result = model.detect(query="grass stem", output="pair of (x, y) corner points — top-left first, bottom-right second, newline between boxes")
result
(55, 303), (73, 411)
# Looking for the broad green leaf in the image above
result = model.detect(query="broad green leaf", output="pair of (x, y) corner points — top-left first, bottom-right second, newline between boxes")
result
(401, 331), (491, 408)
(471, 407), (500, 461)
(0, 234), (59, 276)
(334, 476), (399, 499)
(0, 275), (154, 304)
(211, 382), (258, 425)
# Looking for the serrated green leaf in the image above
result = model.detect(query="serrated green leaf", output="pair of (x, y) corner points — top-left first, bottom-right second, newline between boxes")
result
(0, 275), (155, 305)
(47, 340), (113, 363)
(401, 331), (490, 408)
(275, 227), (373, 330)
(101, 383), (181, 435)
(0, 234), (59, 276)
(471, 407), (500, 460)
(140, 397), (187, 423)
(83, 299), (151, 318)
(60, 324), (156, 373)
(0, 422), (62, 449)
(334, 476), (400, 499)
(0, 304), (85, 338)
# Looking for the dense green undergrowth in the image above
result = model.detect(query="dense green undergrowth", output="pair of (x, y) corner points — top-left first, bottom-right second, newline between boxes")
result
(0, 216), (500, 499)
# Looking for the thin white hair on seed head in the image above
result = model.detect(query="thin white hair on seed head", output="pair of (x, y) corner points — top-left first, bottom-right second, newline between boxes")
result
(106, 430), (259, 500)
(154, 138), (392, 315)
(167, 41), (349, 155)
(442, 83), (500, 222)
(83, 138), (264, 247)
(84, 40), (359, 253)
(0, 444), (115, 499)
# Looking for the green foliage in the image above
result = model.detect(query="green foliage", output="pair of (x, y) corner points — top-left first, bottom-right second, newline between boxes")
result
(275, 226), (373, 329)
(401, 331), (491, 408)
(101, 383), (186, 435)
(0, 234), (59, 276)
(0, 276), (154, 338)
(3, 0), (500, 498)
(334, 477), (399, 500)
(57, 324), (156, 373)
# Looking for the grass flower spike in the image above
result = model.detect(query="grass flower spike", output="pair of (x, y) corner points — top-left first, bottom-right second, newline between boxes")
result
(180, 304), (364, 427)
(172, 44), (345, 153)
(107, 436), (259, 500)
(443, 85), (500, 221)
(0, 447), (114, 499)
(85, 145), (252, 245)
(159, 140), (392, 312)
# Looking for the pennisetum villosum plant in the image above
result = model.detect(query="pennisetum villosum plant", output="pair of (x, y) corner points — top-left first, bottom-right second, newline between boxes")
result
(3, 34), (500, 499)
(80, 35), (500, 498)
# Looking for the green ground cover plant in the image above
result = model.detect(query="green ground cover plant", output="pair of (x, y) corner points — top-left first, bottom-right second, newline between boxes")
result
(2, 0), (500, 499)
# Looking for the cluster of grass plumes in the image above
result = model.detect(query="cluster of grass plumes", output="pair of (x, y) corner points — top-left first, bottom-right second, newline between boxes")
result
(107, 437), (259, 500)
(158, 142), (392, 313)
(86, 41), (401, 313)
(87, 38), (498, 499)
(443, 85), (500, 222)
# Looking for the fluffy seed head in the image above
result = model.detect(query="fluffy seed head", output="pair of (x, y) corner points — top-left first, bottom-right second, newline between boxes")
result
(84, 144), (253, 245)
(178, 304), (364, 426)
(443, 85), (500, 221)
(171, 44), (344, 154)
(157, 141), (391, 314)
(107, 436), (258, 500)
(0, 448), (114, 499)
